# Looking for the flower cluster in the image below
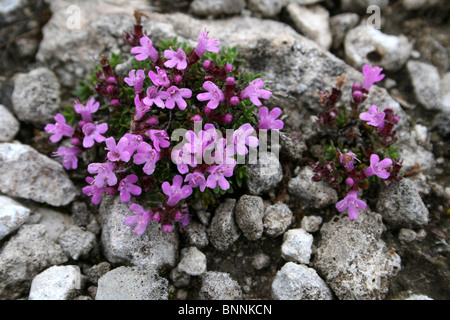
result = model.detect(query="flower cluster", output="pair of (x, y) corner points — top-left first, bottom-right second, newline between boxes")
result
(45, 14), (283, 235)
(311, 64), (402, 220)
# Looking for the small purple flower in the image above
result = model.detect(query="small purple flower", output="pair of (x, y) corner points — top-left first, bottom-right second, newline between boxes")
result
(82, 122), (108, 148)
(143, 86), (168, 109)
(185, 171), (207, 192)
(164, 47), (187, 71)
(74, 97), (100, 123)
(134, 95), (150, 120)
(162, 175), (193, 207)
(148, 66), (170, 87)
(337, 148), (359, 171)
(105, 136), (131, 162)
(165, 86), (192, 110)
(336, 190), (367, 220)
(52, 146), (81, 170)
(364, 154), (392, 179)
(44, 114), (75, 143)
(147, 129), (170, 152)
(87, 162), (117, 187)
(133, 141), (160, 175)
(124, 203), (153, 235)
(123, 133), (143, 155)
(131, 35), (159, 63)
(195, 29), (220, 57)
(257, 106), (284, 130)
(232, 123), (259, 156)
(362, 64), (385, 91)
(124, 69), (145, 93)
(240, 78), (272, 106)
(360, 105), (386, 130)
(172, 147), (196, 174)
(118, 174), (142, 202)
(206, 162), (235, 191)
(82, 176), (106, 205)
(197, 81), (225, 110)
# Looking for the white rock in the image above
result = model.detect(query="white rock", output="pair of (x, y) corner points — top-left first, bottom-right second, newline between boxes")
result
(406, 60), (442, 110)
(177, 247), (207, 276)
(29, 265), (82, 300)
(301, 215), (323, 233)
(0, 105), (19, 142)
(246, 152), (283, 196)
(263, 202), (293, 237)
(235, 194), (265, 240)
(281, 228), (314, 264)
(247, 0), (284, 18)
(0, 195), (30, 240)
(206, 198), (240, 251)
(199, 271), (242, 300)
(344, 25), (412, 72)
(330, 13), (359, 50)
(58, 226), (97, 260)
(0, 142), (78, 207)
(271, 262), (333, 300)
(287, 4), (332, 50)
(190, 0), (245, 17)
(441, 72), (450, 114)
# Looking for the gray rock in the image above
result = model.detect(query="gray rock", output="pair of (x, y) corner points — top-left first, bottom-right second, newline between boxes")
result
(177, 247), (207, 276)
(376, 178), (429, 228)
(206, 198), (240, 251)
(0, 224), (68, 299)
(290, 0), (325, 4)
(170, 266), (191, 288)
(96, 266), (169, 300)
(402, 0), (442, 10)
(398, 228), (417, 243)
(330, 13), (359, 50)
(29, 265), (83, 300)
(344, 25), (412, 72)
(0, 0), (27, 24)
(279, 131), (307, 161)
(286, 4), (332, 50)
(0, 195), (30, 240)
(11, 67), (61, 127)
(0, 104), (19, 142)
(99, 196), (179, 273)
(288, 166), (338, 209)
(235, 194), (265, 240)
(247, 0), (284, 18)
(31, 206), (74, 242)
(199, 271), (243, 300)
(182, 220), (209, 248)
(190, 0), (245, 17)
(58, 226), (97, 260)
(406, 60), (442, 111)
(301, 215), (323, 233)
(263, 202), (293, 237)
(340, 0), (389, 13)
(86, 262), (111, 285)
(246, 152), (283, 196)
(405, 294), (433, 300)
(271, 262), (333, 300)
(0, 142), (78, 207)
(281, 228), (314, 264)
(314, 210), (402, 300)
(441, 72), (450, 114)
(251, 253), (271, 270)
(398, 142), (435, 172)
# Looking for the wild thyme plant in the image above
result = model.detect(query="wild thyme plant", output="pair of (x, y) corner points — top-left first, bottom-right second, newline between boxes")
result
(44, 12), (283, 235)
(311, 64), (403, 220)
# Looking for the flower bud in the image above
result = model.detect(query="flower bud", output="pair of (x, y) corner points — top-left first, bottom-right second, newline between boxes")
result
(162, 224), (173, 233)
(223, 113), (233, 124)
(345, 177), (355, 186)
(203, 60), (211, 70)
(226, 77), (235, 86)
(191, 114), (202, 122)
(71, 137), (81, 146)
(224, 63), (233, 73)
(173, 75), (182, 85)
(147, 116), (158, 125)
(230, 96), (239, 106)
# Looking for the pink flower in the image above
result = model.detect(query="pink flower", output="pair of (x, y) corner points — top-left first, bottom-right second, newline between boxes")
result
(232, 123), (259, 156)
(131, 35), (159, 62)
(105, 136), (131, 162)
(52, 146), (81, 170)
(45, 113), (75, 143)
(336, 190), (367, 220)
(337, 148), (359, 171)
(364, 154), (392, 179)
(74, 97), (100, 123)
(124, 203), (153, 235)
(82, 176), (106, 205)
(165, 86), (192, 110)
(197, 81), (224, 110)
(362, 64), (385, 91)
(118, 174), (142, 202)
(124, 69), (145, 93)
(257, 106), (284, 130)
(147, 129), (170, 152)
(148, 66), (170, 87)
(185, 171), (207, 192)
(162, 175), (193, 206)
(143, 86), (168, 109)
(164, 47), (187, 70)
(134, 95), (150, 120)
(195, 30), (220, 57)
(81, 122), (108, 148)
(123, 133), (143, 155)
(206, 161), (235, 190)
(133, 141), (160, 175)
(359, 105), (385, 130)
(87, 162), (117, 187)
(172, 147), (196, 174)
(240, 78), (272, 106)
